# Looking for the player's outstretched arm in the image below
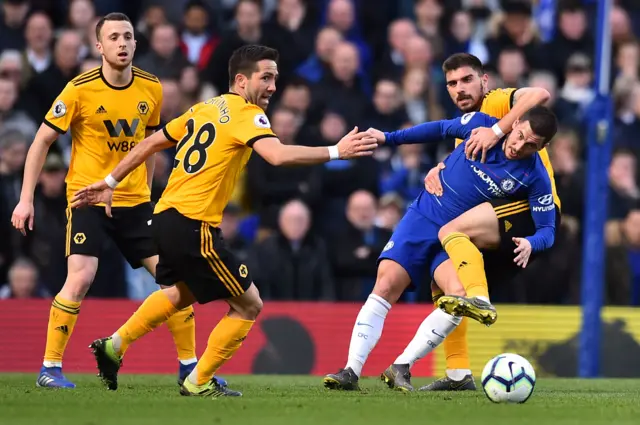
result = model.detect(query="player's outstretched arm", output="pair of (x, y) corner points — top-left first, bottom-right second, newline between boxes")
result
(70, 131), (174, 216)
(465, 88), (550, 162)
(11, 124), (59, 235)
(252, 126), (378, 166)
(373, 112), (497, 146)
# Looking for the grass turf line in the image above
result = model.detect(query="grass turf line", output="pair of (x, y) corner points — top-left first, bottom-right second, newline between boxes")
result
(1, 374), (639, 425)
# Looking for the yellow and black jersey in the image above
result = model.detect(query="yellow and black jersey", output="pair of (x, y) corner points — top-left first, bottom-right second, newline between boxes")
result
(454, 88), (561, 210)
(44, 66), (162, 207)
(155, 93), (276, 226)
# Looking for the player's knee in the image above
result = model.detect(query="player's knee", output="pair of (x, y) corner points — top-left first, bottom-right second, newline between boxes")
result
(236, 297), (262, 321)
(438, 223), (462, 242)
(372, 261), (409, 305)
(62, 269), (95, 299)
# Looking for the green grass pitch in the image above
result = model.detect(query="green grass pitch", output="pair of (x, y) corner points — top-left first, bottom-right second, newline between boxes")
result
(1, 374), (639, 425)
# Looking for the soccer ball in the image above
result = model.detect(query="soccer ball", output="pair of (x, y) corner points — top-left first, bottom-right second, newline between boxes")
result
(481, 353), (536, 403)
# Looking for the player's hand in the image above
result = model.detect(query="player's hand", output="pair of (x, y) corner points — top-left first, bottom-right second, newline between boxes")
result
(11, 200), (35, 236)
(337, 126), (379, 159)
(71, 181), (115, 217)
(424, 162), (445, 196)
(365, 127), (385, 144)
(512, 237), (532, 268)
(465, 127), (500, 163)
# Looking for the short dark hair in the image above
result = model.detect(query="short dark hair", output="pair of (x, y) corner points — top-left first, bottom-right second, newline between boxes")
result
(442, 53), (484, 75)
(95, 13), (132, 40)
(521, 106), (558, 144)
(228, 44), (279, 87)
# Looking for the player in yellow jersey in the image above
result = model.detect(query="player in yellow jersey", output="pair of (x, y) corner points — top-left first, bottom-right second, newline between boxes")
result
(69, 44), (377, 396)
(381, 53), (561, 392)
(10, 13), (206, 389)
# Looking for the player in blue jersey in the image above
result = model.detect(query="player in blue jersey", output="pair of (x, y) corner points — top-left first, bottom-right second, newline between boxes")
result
(323, 105), (558, 391)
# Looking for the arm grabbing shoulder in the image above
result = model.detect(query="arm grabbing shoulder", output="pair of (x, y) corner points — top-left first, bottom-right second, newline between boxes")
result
(512, 87), (551, 107)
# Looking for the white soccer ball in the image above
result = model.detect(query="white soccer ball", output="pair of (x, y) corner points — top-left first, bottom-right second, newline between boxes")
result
(481, 353), (536, 403)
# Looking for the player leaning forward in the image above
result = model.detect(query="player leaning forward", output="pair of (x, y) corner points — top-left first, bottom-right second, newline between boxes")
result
(70, 44), (378, 396)
(324, 106), (558, 391)
(11, 13), (210, 389)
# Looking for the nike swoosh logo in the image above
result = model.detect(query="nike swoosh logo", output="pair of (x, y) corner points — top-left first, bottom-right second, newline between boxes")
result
(508, 361), (516, 377)
(432, 329), (445, 338)
(357, 322), (373, 328)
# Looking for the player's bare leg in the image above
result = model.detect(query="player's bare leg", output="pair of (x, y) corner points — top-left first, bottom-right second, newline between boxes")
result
(90, 282), (196, 390)
(382, 261), (464, 392)
(425, 202), (499, 391)
(38, 255), (98, 389)
(140, 256), (217, 387)
(324, 260), (409, 391)
(437, 203), (498, 325)
(180, 284), (262, 398)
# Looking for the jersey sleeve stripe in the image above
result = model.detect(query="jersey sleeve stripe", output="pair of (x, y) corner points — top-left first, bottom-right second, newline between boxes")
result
(72, 75), (100, 86)
(162, 127), (179, 143)
(132, 73), (160, 84)
(509, 89), (517, 109)
(43, 118), (66, 135)
(132, 67), (158, 79)
(147, 123), (162, 130)
(71, 68), (100, 83)
(246, 134), (272, 147)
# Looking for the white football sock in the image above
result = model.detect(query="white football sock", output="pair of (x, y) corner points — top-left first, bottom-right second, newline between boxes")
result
(43, 361), (62, 368)
(179, 357), (198, 366)
(345, 294), (391, 377)
(394, 309), (462, 367)
(477, 296), (490, 303)
(111, 332), (123, 354)
(446, 369), (472, 380)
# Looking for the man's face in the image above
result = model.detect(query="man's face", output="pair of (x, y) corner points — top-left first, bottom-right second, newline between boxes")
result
(272, 110), (298, 143)
(0, 140), (28, 172)
(503, 120), (545, 160)
(445, 66), (487, 112)
(26, 13), (53, 52)
(97, 20), (136, 69)
(150, 25), (176, 59)
(55, 32), (82, 71)
(559, 9), (586, 40)
(0, 79), (17, 111)
(184, 6), (208, 34)
(374, 81), (400, 114)
(236, 1), (261, 33)
(331, 44), (358, 83)
(243, 59), (278, 110)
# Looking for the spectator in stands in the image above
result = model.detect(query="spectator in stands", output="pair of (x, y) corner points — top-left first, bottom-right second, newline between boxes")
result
(549, 128), (584, 223)
(528, 70), (579, 128)
(249, 199), (335, 301)
(312, 110), (379, 233)
(323, 0), (371, 71)
(296, 26), (343, 84)
(605, 205), (640, 305)
(375, 192), (405, 231)
(0, 257), (49, 299)
(609, 148), (640, 220)
(220, 203), (252, 263)
(267, 0), (316, 71)
(611, 5), (635, 49)
(136, 23), (190, 79)
(329, 190), (392, 301)
(68, 0), (96, 60)
(445, 9), (488, 64)
(363, 78), (411, 132)
(23, 12), (54, 76)
(151, 149), (170, 202)
(401, 67), (443, 125)
(28, 153), (67, 294)
(413, 0), (444, 59)
(0, 77), (36, 140)
(159, 78), (183, 124)
(134, 4), (168, 57)
(612, 76), (640, 151)
(23, 30), (82, 123)
(179, 0), (219, 71)
(278, 77), (311, 121)
(616, 40), (639, 81)
(375, 19), (417, 83)
(380, 143), (433, 206)
(84, 16), (103, 60)
(486, 1), (541, 69)
(557, 52), (595, 126)
(179, 65), (206, 107)
(0, 0), (29, 52)
(495, 47), (527, 88)
(544, 0), (592, 84)
(311, 41), (371, 124)
(247, 107), (321, 230)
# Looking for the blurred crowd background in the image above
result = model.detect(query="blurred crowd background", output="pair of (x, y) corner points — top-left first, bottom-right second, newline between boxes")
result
(0, 0), (639, 306)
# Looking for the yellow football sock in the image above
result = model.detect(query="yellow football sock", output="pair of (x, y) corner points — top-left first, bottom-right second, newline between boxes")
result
(441, 232), (489, 299)
(165, 306), (196, 362)
(44, 296), (81, 364)
(443, 318), (470, 369)
(114, 290), (178, 356)
(194, 315), (254, 385)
